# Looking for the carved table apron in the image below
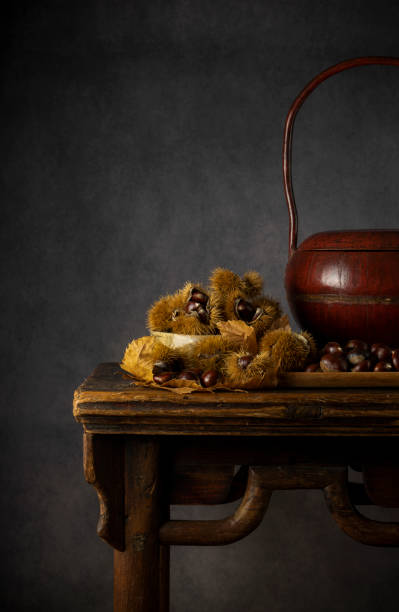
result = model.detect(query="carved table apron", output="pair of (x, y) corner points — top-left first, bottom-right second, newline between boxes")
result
(73, 363), (399, 612)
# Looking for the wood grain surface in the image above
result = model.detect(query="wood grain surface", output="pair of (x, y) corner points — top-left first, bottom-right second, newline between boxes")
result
(73, 363), (399, 436)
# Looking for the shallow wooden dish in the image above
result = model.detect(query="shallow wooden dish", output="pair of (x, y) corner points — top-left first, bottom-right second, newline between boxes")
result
(279, 371), (399, 388)
(151, 331), (209, 349)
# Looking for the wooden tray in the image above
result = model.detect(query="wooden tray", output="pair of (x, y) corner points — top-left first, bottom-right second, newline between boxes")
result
(279, 371), (399, 388)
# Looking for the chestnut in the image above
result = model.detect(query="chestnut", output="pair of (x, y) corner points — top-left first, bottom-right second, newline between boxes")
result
(153, 358), (181, 375)
(345, 339), (369, 355)
(185, 300), (201, 313)
(351, 359), (372, 372)
(374, 361), (393, 372)
(320, 353), (348, 372)
(321, 342), (343, 356)
(188, 368), (202, 376)
(196, 306), (209, 323)
(191, 290), (208, 305)
(177, 371), (198, 381)
(392, 349), (399, 371)
(305, 363), (321, 372)
(153, 360), (170, 375)
(236, 299), (255, 322)
(347, 351), (368, 366)
(237, 354), (254, 370)
(371, 343), (392, 362)
(200, 369), (218, 387)
(153, 371), (175, 384)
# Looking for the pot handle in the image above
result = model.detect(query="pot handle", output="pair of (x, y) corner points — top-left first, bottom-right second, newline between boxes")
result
(283, 56), (399, 257)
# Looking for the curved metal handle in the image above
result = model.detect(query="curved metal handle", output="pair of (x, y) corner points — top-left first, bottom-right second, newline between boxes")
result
(283, 56), (399, 257)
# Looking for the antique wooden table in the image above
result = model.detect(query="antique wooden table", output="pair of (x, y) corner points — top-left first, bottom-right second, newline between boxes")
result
(73, 363), (399, 612)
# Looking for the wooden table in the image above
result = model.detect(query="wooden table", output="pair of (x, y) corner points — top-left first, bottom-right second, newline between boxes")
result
(73, 363), (399, 612)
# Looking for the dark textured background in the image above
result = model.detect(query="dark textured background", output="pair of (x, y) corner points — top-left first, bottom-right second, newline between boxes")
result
(2, 1), (399, 610)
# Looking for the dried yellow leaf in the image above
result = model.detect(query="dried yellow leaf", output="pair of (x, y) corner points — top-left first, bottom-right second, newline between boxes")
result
(217, 320), (258, 354)
(120, 336), (158, 382)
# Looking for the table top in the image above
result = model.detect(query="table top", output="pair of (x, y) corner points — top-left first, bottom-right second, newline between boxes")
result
(73, 363), (399, 437)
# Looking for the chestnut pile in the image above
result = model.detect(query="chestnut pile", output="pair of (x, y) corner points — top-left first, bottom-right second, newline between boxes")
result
(306, 341), (399, 373)
(153, 363), (218, 388)
(184, 289), (209, 324)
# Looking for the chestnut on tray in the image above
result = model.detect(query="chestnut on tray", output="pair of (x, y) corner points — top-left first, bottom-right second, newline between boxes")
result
(305, 340), (399, 373)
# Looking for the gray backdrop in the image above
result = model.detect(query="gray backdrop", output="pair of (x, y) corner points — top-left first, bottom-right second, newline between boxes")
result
(3, 1), (399, 610)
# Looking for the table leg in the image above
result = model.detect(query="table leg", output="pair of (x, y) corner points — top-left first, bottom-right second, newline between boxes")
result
(114, 437), (169, 612)
(159, 526), (170, 612)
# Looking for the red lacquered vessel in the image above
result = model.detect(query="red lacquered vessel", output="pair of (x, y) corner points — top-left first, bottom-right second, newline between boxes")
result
(284, 57), (399, 345)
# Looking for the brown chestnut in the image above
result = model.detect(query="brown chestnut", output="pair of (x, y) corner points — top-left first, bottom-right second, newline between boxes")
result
(371, 343), (392, 362)
(153, 371), (175, 384)
(185, 300), (201, 313)
(177, 371), (198, 381)
(153, 358), (181, 375)
(237, 354), (254, 370)
(374, 361), (393, 372)
(345, 339), (369, 355)
(200, 369), (218, 387)
(196, 306), (209, 323)
(305, 363), (321, 372)
(392, 349), (399, 371)
(191, 290), (208, 305)
(189, 368), (202, 376)
(236, 299), (255, 322)
(320, 353), (348, 372)
(321, 342), (343, 356)
(351, 359), (372, 372)
(347, 351), (368, 366)
(153, 360), (170, 375)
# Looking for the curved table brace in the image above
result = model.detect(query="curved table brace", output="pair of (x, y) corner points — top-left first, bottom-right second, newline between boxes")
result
(160, 466), (272, 546)
(161, 463), (399, 548)
(324, 468), (399, 547)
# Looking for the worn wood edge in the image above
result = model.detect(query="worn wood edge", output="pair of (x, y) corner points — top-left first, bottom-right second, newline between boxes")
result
(79, 422), (399, 436)
(73, 390), (399, 415)
(74, 401), (399, 431)
(74, 401), (399, 418)
(75, 403), (323, 419)
(73, 365), (399, 409)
